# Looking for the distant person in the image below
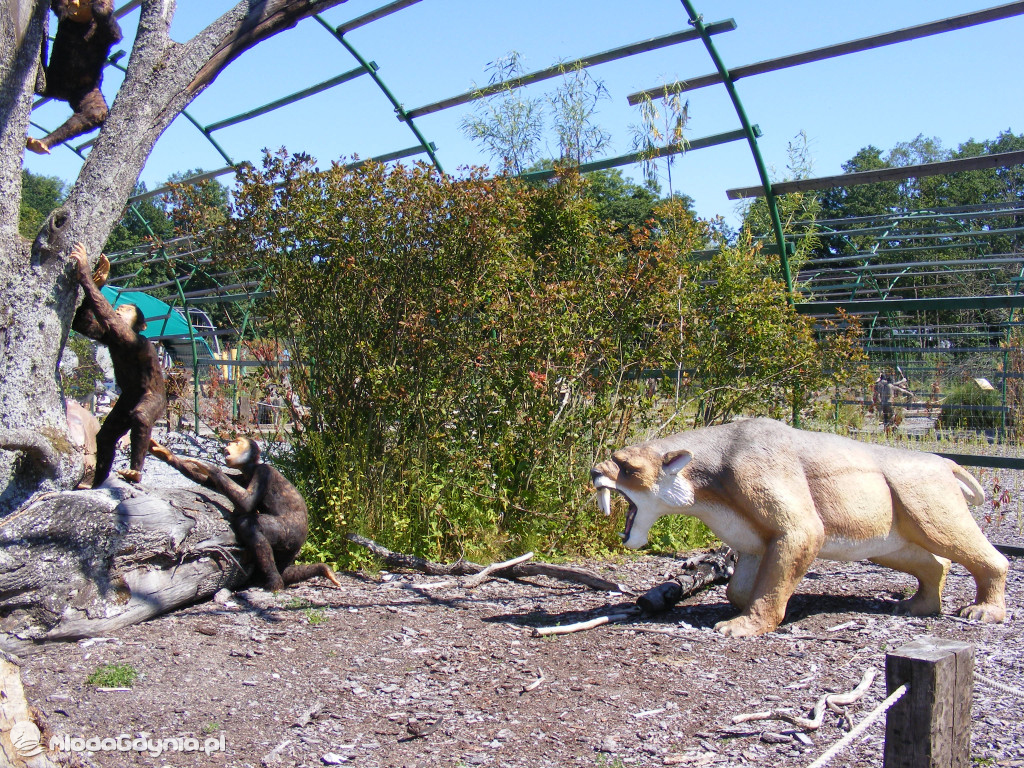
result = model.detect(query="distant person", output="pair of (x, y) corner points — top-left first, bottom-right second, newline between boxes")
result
(872, 372), (913, 431)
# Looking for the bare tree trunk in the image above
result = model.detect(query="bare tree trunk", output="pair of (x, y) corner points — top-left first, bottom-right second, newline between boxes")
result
(0, 0), (74, 513)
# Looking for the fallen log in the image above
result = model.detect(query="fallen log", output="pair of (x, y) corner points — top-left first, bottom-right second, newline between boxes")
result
(346, 534), (480, 576)
(346, 534), (630, 593)
(637, 545), (736, 614)
(0, 479), (252, 655)
(529, 546), (736, 636)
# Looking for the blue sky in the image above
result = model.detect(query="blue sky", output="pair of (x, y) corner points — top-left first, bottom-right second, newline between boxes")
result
(23, 0), (1024, 227)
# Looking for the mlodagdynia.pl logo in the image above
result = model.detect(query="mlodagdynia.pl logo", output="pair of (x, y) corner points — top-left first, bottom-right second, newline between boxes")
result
(6, 720), (226, 757)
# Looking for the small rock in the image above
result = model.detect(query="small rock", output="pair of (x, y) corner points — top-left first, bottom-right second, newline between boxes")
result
(761, 732), (792, 744)
(195, 623), (217, 636)
(495, 729), (513, 740)
(598, 736), (618, 753)
(213, 588), (234, 605)
(321, 753), (347, 765)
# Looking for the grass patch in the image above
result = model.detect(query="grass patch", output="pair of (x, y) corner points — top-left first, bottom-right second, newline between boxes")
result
(305, 608), (328, 625)
(86, 663), (138, 688)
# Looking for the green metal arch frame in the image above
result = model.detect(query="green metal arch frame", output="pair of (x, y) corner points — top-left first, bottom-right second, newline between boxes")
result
(313, 14), (442, 171)
(677, 0), (793, 298)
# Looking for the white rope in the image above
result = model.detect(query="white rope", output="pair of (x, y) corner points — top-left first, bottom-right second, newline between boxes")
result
(805, 684), (908, 768)
(975, 672), (1024, 698)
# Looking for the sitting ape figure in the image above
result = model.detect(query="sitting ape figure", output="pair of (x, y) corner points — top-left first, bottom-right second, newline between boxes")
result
(27, 0), (122, 155)
(149, 437), (342, 592)
(71, 242), (166, 485)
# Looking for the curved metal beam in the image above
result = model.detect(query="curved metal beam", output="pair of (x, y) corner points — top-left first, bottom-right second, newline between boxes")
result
(677, 1), (793, 297)
(314, 14), (442, 171)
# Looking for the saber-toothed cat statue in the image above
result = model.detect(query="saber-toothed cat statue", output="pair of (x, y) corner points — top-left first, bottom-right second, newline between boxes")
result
(592, 418), (1007, 637)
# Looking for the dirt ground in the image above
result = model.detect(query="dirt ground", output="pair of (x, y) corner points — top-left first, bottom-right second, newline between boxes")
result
(16, 508), (1024, 768)
(10, 426), (1024, 768)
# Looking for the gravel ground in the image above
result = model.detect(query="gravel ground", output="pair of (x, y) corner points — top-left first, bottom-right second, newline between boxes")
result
(11, 434), (1024, 768)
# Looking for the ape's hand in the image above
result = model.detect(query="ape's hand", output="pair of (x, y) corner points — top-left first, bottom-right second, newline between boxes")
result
(70, 242), (89, 276)
(183, 459), (212, 482)
(148, 440), (173, 462)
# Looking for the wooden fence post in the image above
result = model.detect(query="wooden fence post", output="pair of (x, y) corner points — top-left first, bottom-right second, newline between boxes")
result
(884, 636), (974, 768)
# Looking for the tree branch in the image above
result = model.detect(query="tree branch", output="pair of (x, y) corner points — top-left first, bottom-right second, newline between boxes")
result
(345, 534), (631, 592)
(185, 0), (351, 95)
(66, 0), (349, 256)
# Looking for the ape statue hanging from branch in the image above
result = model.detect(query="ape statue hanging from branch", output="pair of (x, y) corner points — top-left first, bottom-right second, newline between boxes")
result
(71, 243), (166, 485)
(150, 437), (342, 592)
(27, 0), (122, 155)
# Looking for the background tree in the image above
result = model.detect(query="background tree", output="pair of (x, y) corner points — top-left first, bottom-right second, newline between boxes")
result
(630, 86), (689, 198)
(659, 198), (864, 428)
(459, 52), (545, 175)
(583, 168), (672, 233)
(812, 131), (1024, 300)
(18, 169), (65, 238)
(104, 186), (175, 256)
(742, 131), (822, 277)
(548, 62), (611, 165)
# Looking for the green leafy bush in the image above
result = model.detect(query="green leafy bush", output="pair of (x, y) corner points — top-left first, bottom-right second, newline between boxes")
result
(938, 380), (1004, 429)
(203, 154), (864, 567)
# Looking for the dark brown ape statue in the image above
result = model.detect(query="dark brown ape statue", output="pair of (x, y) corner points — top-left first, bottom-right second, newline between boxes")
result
(70, 243), (166, 485)
(149, 437), (342, 592)
(27, 0), (122, 155)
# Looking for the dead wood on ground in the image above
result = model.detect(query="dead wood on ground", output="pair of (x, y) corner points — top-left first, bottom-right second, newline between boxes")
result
(346, 534), (630, 593)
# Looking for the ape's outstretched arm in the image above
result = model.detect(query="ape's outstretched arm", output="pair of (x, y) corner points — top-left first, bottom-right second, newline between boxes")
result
(149, 440), (267, 515)
(149, 441), (213, 485)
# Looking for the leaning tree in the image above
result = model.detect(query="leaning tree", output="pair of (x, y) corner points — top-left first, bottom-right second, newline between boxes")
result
(0, 0), (350, 662)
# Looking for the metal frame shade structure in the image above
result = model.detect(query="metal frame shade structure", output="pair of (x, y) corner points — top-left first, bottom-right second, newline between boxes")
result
(785, 196), (1024, 440)
(29, 0), (1024, 445)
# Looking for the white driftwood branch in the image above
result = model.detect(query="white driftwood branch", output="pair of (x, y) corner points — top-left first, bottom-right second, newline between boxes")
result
(532, 611), (637, 637)
(522, 669), (547, 692)
(731, 668), (877, 730)
(464, 552), (535, 588)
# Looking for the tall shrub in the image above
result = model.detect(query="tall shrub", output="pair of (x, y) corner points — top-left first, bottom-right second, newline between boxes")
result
(215, 155), (706, 563)
(649, 201), (866, 428)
